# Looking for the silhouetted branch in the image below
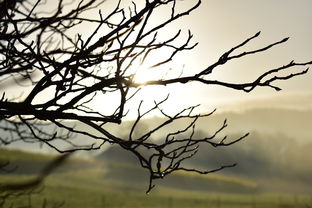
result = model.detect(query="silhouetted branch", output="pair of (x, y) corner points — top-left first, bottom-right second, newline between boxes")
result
(0, 0), (311, 193)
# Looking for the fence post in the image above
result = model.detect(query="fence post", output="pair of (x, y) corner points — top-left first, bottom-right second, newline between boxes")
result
(251, 195), (256, 208)
(101, 195), (106, 208)
(168, 197), (172, 208)
(216, 196), (221, 208)
(294, 194), (298, 207)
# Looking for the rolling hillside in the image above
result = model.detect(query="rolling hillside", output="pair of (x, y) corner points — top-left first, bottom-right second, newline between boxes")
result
(98, 129), (312, 194)
(1, 93), (311, 197)
(97, 145), (258, 193)
(1, 147), (312, 208)
(0, 148), (258, 193)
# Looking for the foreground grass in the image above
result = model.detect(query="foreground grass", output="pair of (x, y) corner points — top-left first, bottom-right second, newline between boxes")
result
(2, 168), (312, 208)
(1, 148), (312, 208)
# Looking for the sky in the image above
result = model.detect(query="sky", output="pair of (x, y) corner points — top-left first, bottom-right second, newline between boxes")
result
(112, 0), (312, 116)
(153, 0), (312, 111)
(2, 0), (312, 118)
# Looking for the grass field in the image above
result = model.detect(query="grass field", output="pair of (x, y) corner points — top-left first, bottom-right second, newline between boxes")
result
(1, 148), (312, 208)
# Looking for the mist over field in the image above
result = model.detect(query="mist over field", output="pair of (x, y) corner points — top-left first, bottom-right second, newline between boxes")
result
(1, 93), (311, 200)
(97, 92), (312, 194)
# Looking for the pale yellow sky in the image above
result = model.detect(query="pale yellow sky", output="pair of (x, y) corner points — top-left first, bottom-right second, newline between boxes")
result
(128, 0), (312, 115)
(123, 0), (312, 116)
(168, 0), (312, 99)
(2, 0), (311, 118)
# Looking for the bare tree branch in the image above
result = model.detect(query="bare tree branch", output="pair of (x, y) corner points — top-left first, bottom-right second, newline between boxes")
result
(0, 0), (311, 193)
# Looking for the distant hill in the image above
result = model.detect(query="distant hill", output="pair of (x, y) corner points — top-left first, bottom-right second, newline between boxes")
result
(0, 148), (94, 175)
(97, 129), (312, 194)
(0, 147), (258, 194)
(2, 93), (312, 194)
(186, 131), (312, 194)
(130, 107), (312, 144)
(97, 145), (259, 193)
(3, 93), (312, 151)
(2, 136), (312, 195)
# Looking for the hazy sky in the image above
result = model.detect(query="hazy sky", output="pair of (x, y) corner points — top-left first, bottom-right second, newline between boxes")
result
(46, 0), (312, 116)
(158, 0), (312, 110)
(3, 0), (312, 117)
(113, 0), (312, 116)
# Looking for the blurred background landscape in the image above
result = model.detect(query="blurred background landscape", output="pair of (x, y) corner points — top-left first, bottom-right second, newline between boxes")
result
(1, 92), (312, 208)
(1, 0), (311, 206)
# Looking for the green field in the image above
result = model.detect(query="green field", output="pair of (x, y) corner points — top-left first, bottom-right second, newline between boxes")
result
(1, 148), (312, 208)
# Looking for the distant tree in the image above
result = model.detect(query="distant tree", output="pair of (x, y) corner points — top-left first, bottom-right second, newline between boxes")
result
(0, 0), (311, 192)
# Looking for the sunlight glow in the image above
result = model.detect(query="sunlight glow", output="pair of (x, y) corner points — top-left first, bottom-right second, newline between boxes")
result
(133, 64), (165, 84)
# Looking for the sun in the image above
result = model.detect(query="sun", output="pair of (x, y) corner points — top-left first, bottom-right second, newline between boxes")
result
(133, 64), (164, 84)
(127, 55), (189, 117)
(131, 64), (172, 109)
(132, 47), (176, 84)
(132, 64), (168, 101)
